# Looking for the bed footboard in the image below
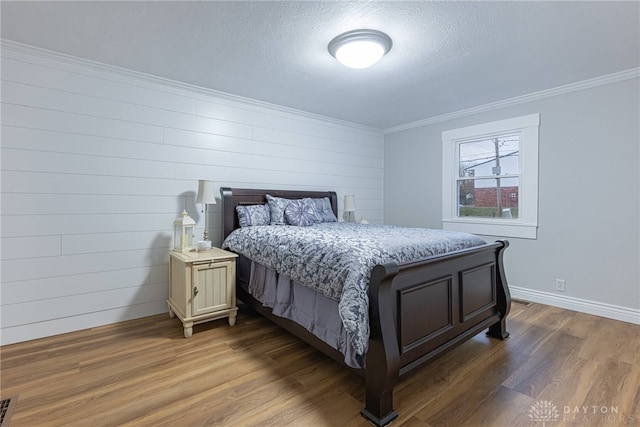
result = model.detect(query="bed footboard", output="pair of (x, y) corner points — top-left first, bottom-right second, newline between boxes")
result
(363, 240), (510, 426)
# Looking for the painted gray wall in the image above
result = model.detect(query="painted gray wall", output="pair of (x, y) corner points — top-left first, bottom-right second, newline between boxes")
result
(384, 78), (640, 314)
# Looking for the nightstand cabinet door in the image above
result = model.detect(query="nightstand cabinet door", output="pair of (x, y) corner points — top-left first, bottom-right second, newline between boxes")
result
(192, 260), (235, 317)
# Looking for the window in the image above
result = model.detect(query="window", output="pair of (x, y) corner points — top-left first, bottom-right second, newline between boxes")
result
(442, 114), (539, 239)
(457, 135), (520, 219)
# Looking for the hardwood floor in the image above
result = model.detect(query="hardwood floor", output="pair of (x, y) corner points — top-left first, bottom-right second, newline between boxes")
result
(1, 301), (638, 426)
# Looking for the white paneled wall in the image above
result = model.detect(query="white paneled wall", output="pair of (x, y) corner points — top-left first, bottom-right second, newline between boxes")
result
(0, 42), (384, 345)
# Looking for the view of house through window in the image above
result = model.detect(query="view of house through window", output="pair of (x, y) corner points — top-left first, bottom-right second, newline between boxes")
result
(457, 135), (520, 219)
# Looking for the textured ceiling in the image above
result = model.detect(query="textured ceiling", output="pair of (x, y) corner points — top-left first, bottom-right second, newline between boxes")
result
(2, 1), (639, 129)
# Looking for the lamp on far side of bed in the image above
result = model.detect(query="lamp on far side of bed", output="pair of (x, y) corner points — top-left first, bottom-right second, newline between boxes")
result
(343, 195), (356, 222)
(196, 180), (216, 241)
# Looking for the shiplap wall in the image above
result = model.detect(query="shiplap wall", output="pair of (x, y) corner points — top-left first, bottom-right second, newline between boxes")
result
(0, 41), (384, 345)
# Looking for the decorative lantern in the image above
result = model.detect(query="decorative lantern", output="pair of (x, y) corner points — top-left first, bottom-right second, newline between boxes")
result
(173, 210), (196, 253)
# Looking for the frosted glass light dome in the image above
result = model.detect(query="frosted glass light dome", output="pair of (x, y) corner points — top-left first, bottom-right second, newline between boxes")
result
(328, 29), (392, 69)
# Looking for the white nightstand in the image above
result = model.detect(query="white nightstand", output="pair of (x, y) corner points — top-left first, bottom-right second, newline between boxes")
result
(167, 247), (238, 338)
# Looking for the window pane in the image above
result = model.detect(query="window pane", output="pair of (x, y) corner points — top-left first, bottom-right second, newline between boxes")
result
(457, 177), (519, 218)
(459, 135), (520, 178)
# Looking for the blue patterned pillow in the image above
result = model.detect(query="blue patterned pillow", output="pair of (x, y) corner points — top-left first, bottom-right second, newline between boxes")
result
(308, 197), (337, 222)
(266, 194), (291, 225)
(285, 199), (320, 227)
(236, 204), (270, 227)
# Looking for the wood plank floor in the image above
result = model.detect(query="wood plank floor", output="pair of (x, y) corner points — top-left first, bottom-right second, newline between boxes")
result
(1, 301), (638, 426)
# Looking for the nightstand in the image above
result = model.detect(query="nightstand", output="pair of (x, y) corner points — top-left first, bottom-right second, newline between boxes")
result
(167, 247), (238, 338)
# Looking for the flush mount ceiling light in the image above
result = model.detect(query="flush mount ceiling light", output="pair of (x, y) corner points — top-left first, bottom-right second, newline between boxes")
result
(328, 29), (393, 69)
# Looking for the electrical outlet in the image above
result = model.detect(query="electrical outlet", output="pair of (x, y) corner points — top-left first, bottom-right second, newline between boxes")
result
(555, 279), (566, 292)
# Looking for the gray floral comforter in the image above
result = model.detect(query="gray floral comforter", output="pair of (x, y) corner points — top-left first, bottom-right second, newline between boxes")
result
(222, 222), (486, 357)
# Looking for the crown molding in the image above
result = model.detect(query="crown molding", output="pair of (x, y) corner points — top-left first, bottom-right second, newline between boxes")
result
(3, 39), (637, 138)
(384, 67), (640, 134)
(1, 39), (382, 136)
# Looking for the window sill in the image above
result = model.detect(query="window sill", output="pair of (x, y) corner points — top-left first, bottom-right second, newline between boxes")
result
(443, 219), (537, 239)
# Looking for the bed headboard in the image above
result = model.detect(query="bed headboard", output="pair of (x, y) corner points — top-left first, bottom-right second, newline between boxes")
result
(220, 187), (338, 240)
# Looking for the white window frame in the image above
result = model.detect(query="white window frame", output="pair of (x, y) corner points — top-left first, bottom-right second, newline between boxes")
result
(442, 113), (539, 239)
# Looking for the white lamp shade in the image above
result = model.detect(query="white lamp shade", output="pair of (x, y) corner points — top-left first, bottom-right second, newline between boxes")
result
(196, 180), (216, 205)
(344, 195), (356, 212)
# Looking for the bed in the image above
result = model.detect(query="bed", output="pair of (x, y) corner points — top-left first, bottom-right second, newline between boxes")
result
(220, 187), (511, 426)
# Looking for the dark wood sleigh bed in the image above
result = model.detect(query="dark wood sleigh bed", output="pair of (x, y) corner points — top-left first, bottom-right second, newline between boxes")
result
(221, 187), (511, 426)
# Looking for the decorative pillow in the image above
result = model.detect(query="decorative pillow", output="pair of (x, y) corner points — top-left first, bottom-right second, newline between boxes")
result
(285, 199), (320, 227)
(236, 204), (270, 227)
(266, 194), (291, 225)
(308, 197), (338, 222)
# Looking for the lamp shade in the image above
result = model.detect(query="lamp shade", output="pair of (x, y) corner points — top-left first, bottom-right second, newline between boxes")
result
(344, 195), (356, 212)
(195, 180), (216, 205)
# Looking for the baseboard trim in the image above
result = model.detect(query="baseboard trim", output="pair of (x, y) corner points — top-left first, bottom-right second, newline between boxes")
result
(510, 286), (640, 325)
(0, 301), (167, 346)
